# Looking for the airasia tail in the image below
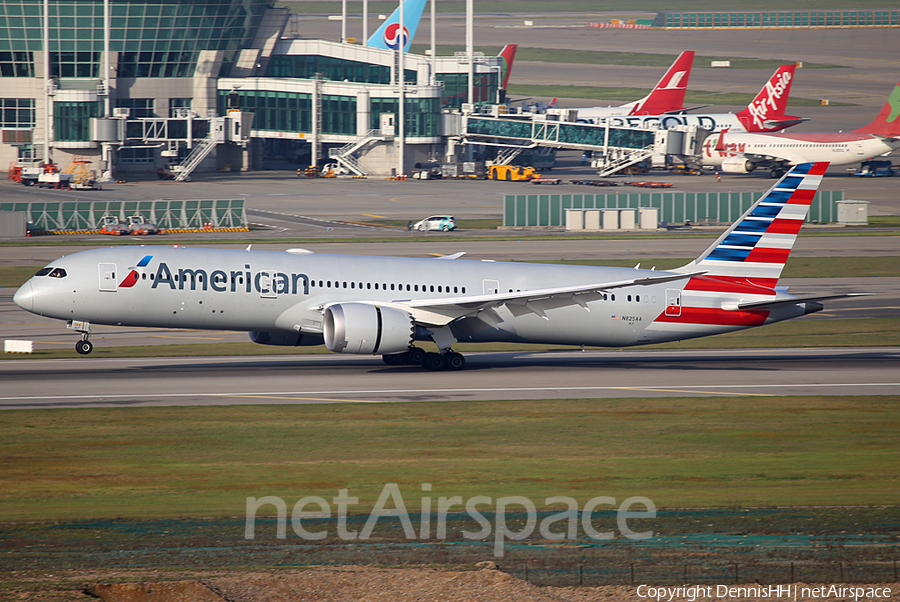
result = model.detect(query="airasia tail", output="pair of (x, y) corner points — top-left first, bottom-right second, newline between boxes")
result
(734, 64), (807, 132)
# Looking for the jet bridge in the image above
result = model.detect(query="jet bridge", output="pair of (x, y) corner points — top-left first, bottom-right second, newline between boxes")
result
(454, 108), (704, 176)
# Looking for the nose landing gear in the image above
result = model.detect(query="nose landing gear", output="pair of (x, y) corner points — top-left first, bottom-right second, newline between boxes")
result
(67, 320), (93, 355)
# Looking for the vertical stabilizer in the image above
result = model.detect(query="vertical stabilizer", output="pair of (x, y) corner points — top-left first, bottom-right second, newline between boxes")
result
(629, 51), (694, 115)
(674, 162), (829, 288)
(735, 64), (798, 132)
(499, 44), (518, 90)
(853, 78), (900, 137)
(367, 0), (429, 52)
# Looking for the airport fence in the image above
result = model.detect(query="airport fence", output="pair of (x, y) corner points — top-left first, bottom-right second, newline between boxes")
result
(655, 10), (900, 29)
(499, 559), (900, 587)
(0, 199), (246, 231)
(502, 190), (843, 227)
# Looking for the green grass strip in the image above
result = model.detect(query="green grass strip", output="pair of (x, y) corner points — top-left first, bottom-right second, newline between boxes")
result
(1, 395), (897, 520)
(410, 45), (841, 71)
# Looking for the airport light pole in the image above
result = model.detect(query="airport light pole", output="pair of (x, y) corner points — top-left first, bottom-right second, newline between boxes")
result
(363, 0), (368, 46)
(398, 0), (405, 177)
(466, 0), (473, 105)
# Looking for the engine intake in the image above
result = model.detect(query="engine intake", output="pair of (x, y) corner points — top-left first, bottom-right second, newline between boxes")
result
(324, 303), (414, 355)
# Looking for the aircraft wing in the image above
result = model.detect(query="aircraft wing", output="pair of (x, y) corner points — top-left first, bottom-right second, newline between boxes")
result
(392, 271), (704, 326)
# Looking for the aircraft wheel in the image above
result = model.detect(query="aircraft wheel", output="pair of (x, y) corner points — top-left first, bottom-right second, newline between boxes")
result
(75, 340), (93, 355)
(423, 352), (446, 371)
(404, 347), (426, 365)
(383, 353), (405, 365)
(444, 352), (465, 371)
(769, 169), (783, 179)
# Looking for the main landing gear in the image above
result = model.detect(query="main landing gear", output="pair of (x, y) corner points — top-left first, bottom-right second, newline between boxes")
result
(382, 346), (466, 371)
(75, 335), (93, 355)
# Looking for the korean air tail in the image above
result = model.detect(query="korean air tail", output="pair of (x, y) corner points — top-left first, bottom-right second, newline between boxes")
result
(499, 44), (517, 89)
(735, 64), (805, 132)
(367, 0), (428, 52)
(853, 77), (900, 137)
(674, 162), (829, 289)
(628, 51), (694, 115)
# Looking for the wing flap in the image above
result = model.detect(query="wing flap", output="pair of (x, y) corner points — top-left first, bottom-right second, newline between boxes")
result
(734, 292), (870, 310)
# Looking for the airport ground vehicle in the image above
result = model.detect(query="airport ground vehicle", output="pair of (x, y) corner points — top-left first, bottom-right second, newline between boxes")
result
(488, 165), (540, 181)
(98, 215), (132, 236)
(127, 214), (165, 235)
(854, 160), (895, 177)
(412, 215), (456, 231)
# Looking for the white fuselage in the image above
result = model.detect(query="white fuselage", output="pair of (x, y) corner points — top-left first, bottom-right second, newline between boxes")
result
(14, 247), (804, 350)
(700, 131), (899, 168)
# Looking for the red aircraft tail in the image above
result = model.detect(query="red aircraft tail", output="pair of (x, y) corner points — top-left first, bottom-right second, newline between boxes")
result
(498, 44), (517, 90)
(853, 77), (900, 137)
(735, 64), (805, 132)
(629, 51), (694, 115)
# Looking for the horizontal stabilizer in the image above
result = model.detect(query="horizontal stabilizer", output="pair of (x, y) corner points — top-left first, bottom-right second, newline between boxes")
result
(734, 292), (871, 310)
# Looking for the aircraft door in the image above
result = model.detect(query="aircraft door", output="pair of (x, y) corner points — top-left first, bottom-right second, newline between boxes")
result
(258, 269), (277, 299)
(99, 263), (117, 292)
(483, 279), (499, 295)
(665, 288), (682, 317)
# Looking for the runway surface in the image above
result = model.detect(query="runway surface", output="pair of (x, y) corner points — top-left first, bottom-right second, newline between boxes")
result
(1, 347), (897, 410)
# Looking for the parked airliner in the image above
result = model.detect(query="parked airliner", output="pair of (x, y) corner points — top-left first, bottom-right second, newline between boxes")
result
(575, 51), (695, 120)
(589, 64), (805, 133)
(13, 163), (862, 370)
(699, 76), (900, 177)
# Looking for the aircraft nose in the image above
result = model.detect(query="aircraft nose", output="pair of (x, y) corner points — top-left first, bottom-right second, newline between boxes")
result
(13, 281), (33, 312)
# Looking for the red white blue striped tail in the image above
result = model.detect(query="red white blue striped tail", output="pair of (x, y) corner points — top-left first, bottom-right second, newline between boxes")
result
(675, 162), (828, 289)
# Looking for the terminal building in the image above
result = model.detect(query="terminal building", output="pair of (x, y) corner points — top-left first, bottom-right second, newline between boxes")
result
(0, 0), (504, 178)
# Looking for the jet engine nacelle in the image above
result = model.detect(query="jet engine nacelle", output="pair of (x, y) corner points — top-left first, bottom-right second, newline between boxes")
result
(323, 303), (414, 355)
(249, 331), (324, 346)
(721, 157), (755, 173)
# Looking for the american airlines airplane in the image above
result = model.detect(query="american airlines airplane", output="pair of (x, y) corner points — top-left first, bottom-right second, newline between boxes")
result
(589, 64), (806, 134)
(575, 51), (695, 120)
(13, 163), (862, 370)
(700, 77), (900, 177)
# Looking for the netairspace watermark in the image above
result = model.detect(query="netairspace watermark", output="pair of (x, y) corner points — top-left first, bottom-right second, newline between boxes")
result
(637, 585), (893, 601)
(244, 482), (656, 557)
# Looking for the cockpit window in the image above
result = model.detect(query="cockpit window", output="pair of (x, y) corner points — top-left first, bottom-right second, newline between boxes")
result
(48, 268), (67, 278)
(34, 267), (53, 276)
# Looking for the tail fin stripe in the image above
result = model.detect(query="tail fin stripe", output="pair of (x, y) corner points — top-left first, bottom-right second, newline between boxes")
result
(749, 205), (782, 219)
(767, 219), (804, 235)
(723, 233), (762, 247)
(746, 248), (791, 263)
(734, 219), (773, 234)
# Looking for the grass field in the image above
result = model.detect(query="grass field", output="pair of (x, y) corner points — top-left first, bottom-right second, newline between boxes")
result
(1, 395), (897, 522)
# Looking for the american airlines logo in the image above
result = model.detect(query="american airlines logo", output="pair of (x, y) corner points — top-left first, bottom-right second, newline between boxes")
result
(747, 71), (792, 129)
(124, 261), (311, 295)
